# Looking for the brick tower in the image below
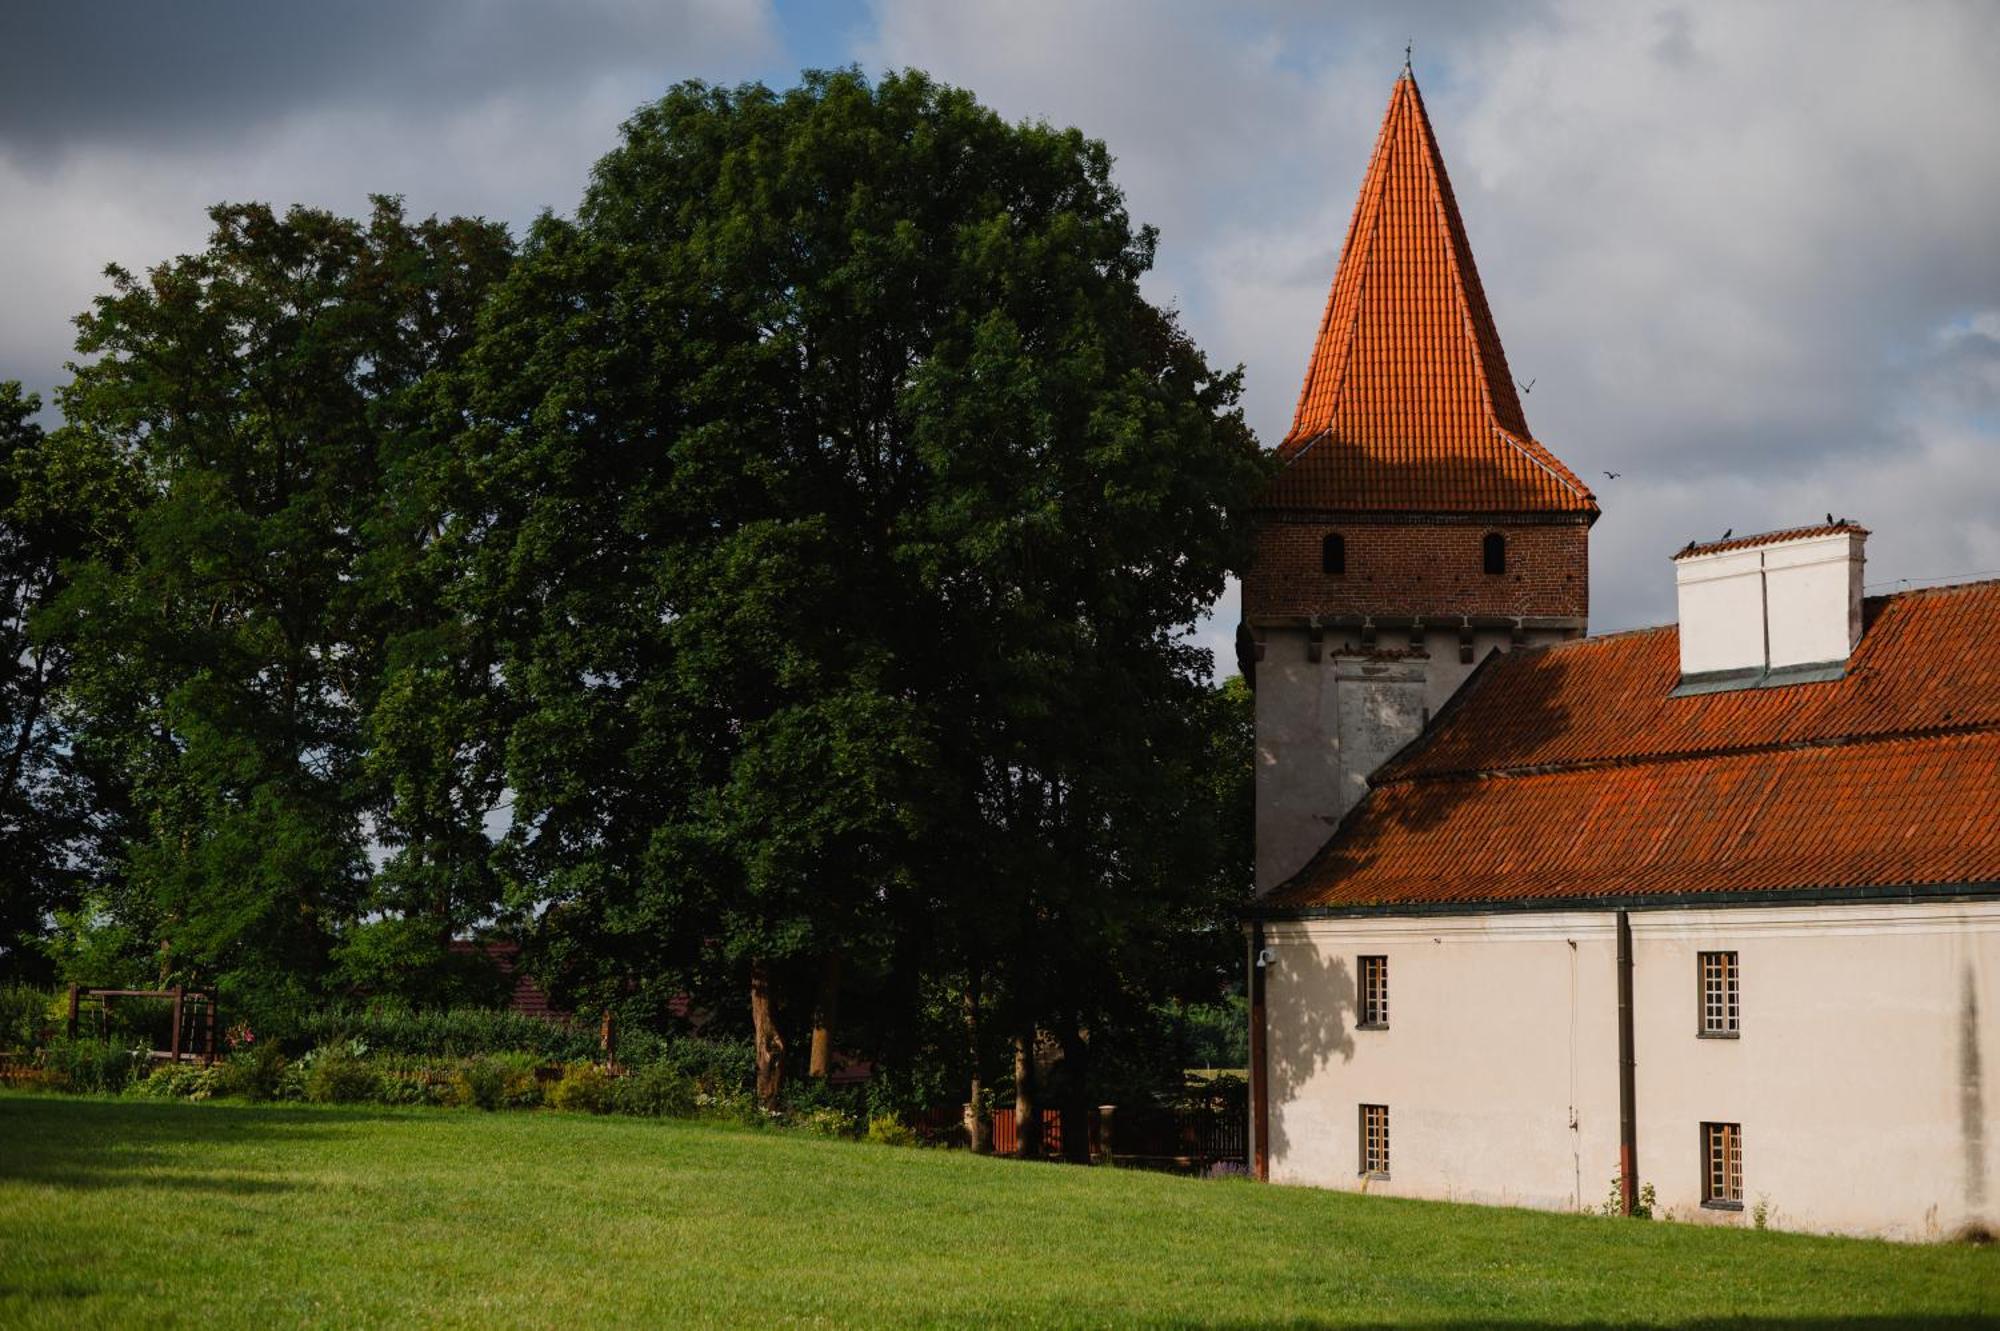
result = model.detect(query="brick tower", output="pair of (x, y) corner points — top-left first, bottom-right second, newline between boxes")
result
(1241, 70), (1598, 892)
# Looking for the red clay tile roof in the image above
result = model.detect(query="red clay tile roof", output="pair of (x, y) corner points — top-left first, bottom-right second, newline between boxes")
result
(1674, 521), (1869, 559)
(1269, 73), (1595, 516)
(1264, 579), (2000, 911)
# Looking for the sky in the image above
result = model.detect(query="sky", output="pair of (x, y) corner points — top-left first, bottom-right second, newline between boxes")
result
(4, 0), (1997, 675)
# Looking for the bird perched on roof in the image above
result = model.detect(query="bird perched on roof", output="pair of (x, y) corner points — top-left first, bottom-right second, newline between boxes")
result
(1827, 512), (1835, 525)
(1721, 529), (1732, 540)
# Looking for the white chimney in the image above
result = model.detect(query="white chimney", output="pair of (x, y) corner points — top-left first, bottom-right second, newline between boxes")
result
(1672, 523), (1867, 691)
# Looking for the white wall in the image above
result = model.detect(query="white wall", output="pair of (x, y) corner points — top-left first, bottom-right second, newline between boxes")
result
(1262, 900), (2000, 1239)
(1254, 626), (1572, 891)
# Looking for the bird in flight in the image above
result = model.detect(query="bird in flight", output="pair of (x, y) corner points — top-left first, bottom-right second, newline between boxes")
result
(1603, 471), (1621, 480)
(1517, 378), (1536, 395)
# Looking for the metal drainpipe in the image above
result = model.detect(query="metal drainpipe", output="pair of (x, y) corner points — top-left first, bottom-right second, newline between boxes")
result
(1617, 909), (1638, 1216)
(1250, 923), (1270, 1182)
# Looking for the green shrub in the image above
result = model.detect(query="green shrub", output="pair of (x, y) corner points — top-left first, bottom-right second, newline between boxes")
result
(622, 1033), (756, 1097)
(39, 1036), (141, 1094)
(0, 986), (56, 1050)
(866, 1115), (918, 1148)
(296, 1003), (600, 1062)
(452, 1056), (511, 1111)
(305, 1051), (380, 1104)
(549, 1062), (612, 1114)
(129, 1062), (222, 1101)
(609, 1062), (697, 1118)
(216, 1044), (289, 1101)
(795, 1105), (858, 1139)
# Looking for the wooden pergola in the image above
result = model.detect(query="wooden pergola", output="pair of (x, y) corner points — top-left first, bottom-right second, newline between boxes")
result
(65, 984), (219, 1065)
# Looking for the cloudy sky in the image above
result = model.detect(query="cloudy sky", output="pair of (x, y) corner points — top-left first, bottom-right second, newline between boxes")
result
(5, 0), (1997, 670)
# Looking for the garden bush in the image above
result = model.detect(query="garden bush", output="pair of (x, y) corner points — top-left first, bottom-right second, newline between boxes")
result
(39, 1035), (141, 1094)
(129, 1062), (222, 1101)
(549, 1062), (611, 1114)
(451, 1056), (509, 1111)
(305, 1049), (381, 1104)
(865, 1115), (918, 1148)
(0, 986), (56, 1050)
(215, 1044), (289, 1101)
(609, 1062), (697, 1118)
(295, 1003), (600, 1062)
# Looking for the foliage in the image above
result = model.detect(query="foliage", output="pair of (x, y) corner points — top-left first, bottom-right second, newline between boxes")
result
(463, 67), (1265, 1109)
(866, 1115), (919, 1148)
(41, 198), (514, 1012)
(0, 383), (118, 984)
(1600, 1173), (1659, 1220)
(607, 1062), (697, 1119)
(0, 988), (56, 1050)
(127, 1062), (222, 1101)
(291, 1003), (600, 1062)
(304, 1048), (381, 1105)
(548, 1062), (612, 1114)
(37, 1035), (141, 1094)
(29, 68), (1265, 1119)
(215, 1044), (289, 1102)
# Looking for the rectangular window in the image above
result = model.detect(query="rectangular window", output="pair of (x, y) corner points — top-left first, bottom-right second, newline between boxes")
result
(1360, 1104), (1390, 1177)
(1699, 951), (1739, 1036)
(1703, 1121), (1743, 1207)
(1358, 955), (1389, 1028)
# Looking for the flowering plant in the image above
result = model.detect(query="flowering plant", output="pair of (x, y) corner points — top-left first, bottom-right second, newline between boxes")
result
(225, 1022), (255, 1049)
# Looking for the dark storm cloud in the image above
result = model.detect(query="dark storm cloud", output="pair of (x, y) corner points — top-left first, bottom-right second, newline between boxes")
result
(0, 1), (765, 165)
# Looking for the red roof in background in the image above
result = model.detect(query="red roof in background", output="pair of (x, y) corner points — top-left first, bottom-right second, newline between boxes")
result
(449, 940), (567, 1021)
(1270, 73), (1595, 516)
(1264, 579), (2000, 911)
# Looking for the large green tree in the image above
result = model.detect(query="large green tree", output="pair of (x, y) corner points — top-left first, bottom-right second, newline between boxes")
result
(0, 383), (128, 980)
(462, 69), (1265, 1106)
(45, 199), (513, 1007)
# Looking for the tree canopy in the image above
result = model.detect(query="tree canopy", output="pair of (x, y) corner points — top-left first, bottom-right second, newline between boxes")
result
(5, 69), (1265, 1123)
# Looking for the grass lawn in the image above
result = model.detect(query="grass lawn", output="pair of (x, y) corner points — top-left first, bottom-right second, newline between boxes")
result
(1, 1093), (1994, 1329)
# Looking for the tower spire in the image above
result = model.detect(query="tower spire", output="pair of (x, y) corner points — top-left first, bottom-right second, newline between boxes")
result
(1272, 72), (1595, 515)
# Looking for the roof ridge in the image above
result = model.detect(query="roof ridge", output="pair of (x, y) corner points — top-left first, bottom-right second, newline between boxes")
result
(1489, 424), (1595, 504)
(1376, 717), (2000, 788)
(1407, 75), (1527, 437)
(1282, 79), (1403, 458)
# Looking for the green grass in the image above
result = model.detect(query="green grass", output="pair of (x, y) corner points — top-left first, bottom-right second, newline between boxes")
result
(1, 1093), (1993, 1329)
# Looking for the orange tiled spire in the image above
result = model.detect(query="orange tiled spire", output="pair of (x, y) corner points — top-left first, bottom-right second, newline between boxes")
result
(1272, 72), (1597, 515)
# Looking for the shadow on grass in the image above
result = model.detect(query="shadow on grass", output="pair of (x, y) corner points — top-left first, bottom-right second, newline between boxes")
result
(0, 1093), (411, 1195)
(1184, 1322), (1999, 1330)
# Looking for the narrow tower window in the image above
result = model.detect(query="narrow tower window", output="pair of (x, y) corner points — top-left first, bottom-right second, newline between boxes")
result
(1322, 531), (1346, 576)
(1482, 531), (1507, 575)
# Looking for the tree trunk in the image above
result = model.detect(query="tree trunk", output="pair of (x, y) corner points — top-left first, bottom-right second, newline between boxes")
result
(808, 949), (842, 1079)
(1058, 1022), (1092, 1165)
(1014, 1028), (1042, 1161)
(750, 957), (785, 1110)
(964, 974), (991, 1153)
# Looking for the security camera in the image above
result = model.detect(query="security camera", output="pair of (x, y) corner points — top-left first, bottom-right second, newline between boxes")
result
(1256, 947), (1276, 969)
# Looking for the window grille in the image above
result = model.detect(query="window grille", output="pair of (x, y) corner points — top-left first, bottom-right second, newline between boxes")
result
(1703, 1121), (1743, 1205)
(1322, 531), (1346, 575)
(1699, 951), (1739, 1035)
(1359, 955), (1389, 1028)
(1360, 1104), (1390, 1177)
